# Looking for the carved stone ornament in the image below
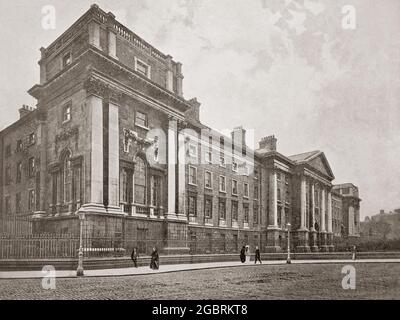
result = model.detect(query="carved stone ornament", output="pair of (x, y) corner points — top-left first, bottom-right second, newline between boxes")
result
(123, 128), (156, 158)
(84, 76), (123, 104)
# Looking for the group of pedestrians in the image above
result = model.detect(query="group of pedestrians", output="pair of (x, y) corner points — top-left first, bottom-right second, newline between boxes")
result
(131, 244), (262, 270)
(240, 245), (262, 264)
(131, 247), (159, 270)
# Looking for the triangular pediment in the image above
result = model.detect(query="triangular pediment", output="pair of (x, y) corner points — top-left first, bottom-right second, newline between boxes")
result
(307, 152), (334, 179)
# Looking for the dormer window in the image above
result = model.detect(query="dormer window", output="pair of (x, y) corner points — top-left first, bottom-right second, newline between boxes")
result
(63, 52), (72, 67)
(135, 57), (151, 78)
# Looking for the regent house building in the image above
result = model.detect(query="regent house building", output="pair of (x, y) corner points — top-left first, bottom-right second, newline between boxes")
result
(0, 5), (361, 254)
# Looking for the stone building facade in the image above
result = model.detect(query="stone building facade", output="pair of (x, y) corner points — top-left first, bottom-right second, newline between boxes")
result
(333, 183), (361, 238)
(0, 5), (360, 253)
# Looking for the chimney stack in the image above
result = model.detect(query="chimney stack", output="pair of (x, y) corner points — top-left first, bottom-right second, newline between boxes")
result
(19, 105), (34, 119)
(380, 209), (385, 215)
(231, 126), (246, 151)
(259, 135), (277, 152)
(187, 98), (201, 121)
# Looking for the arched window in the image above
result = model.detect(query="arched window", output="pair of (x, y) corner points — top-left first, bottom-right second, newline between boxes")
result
(134, 157), (147, 205)
(63, 151), (72, 203)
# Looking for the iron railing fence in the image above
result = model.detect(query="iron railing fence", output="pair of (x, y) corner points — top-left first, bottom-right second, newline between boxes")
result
(0, 234), (79, 259)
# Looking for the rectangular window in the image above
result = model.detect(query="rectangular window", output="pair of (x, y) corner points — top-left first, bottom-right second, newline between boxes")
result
(277, 188), (281, 202)
(188, 143), (198, 158)
(219, 155), (226, 167)
(62, 52), (72, 67)
(5, 196), (11, 215)
(135, 111), (148, 128)
(232, 161), (238, 172)
(205, 151), (212, 164)
(205, 171), (212, 189)
(232, 179), (238, 195)
(254, 204), (259, 224)
(16, 162), (22, 183)
(277, 172), (281, 181)
(63, 104), (71, 123)
(254, 185), (259, 200)
(5, 144), (11, 158)
(244, 204), (249, 223)
(28, 157), (35, 178)
(5, 166), (11, 185)
(232, 201), (238, 221)
(16, 140), (23, 152)
(189, 166), (197, 185)
(285, 174), (290, 185)
(188, 194), (197, 216)
(28, 190), (35, 212)
(285, 189), (290, 204)
(342, 188), (350, 195)
(204, 196), (212, 219)
(219, 176), (226, 193)
(218, 199), (226, 220)
(135, 58), (151, 78)
(244, 183), (249, 198)
(16, 193), (21, 214)
(28, 132), (36, 145)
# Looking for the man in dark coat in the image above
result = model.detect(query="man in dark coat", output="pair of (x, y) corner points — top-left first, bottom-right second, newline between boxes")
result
(240, 246), (246, 263)
(131, 247), (139, 268)
(150, 247), (159, 270)
(254, 246), (262, 264)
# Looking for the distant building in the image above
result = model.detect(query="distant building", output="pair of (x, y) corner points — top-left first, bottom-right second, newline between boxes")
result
(332, 183), (361, 238)
(361, 209), (400, 240)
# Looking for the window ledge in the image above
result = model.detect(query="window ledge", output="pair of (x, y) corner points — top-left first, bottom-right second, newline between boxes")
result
(135, 124), (150, 131)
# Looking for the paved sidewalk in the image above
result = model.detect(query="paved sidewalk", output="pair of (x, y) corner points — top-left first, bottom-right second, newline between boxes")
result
(1, 258), (399, 279)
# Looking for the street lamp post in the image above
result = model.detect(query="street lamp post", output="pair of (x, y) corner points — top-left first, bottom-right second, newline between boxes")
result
(286, 222), (291, 264)
(76, 212), (85, 277)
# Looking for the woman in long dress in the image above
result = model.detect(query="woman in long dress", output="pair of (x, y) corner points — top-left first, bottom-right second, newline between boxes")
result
(150, 247), (159, 270)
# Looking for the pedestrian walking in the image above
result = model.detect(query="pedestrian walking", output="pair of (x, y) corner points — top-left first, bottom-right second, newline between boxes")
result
(254, 246), (262, 264)
(240, 246), (246, 263)
(131, 247), (139, 268)
(150, 247), (159, 270)
(352, 245), (357, 260)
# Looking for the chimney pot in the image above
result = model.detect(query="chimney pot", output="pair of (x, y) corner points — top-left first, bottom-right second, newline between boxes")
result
(259, 135), (277, 151)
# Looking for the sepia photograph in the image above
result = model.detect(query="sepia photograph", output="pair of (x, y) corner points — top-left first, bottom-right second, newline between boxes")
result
(0, 0), (399, 307)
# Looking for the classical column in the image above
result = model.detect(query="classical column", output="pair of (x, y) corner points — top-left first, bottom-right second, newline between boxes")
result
(167, 117), (177, 218)
(321, 188), (326, 232)
(56, 171), (62, 215)
(299, 175), (307, 230)
(131, 171), (136, 215)
(107, 101), (121, 212)
(177, 128), (186, 219)
(268, 170), (278, 228)
(86, 95), (104, 209)
(327, 191), (333, 233)
(310, 182), (315, 231)
(266, 169), (280, 252)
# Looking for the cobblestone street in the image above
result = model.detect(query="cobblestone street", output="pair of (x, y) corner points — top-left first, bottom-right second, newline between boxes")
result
(0, 263), (399, 300)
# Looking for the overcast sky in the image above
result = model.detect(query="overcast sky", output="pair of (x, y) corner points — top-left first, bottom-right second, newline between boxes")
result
(0, 0), (399, 219)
